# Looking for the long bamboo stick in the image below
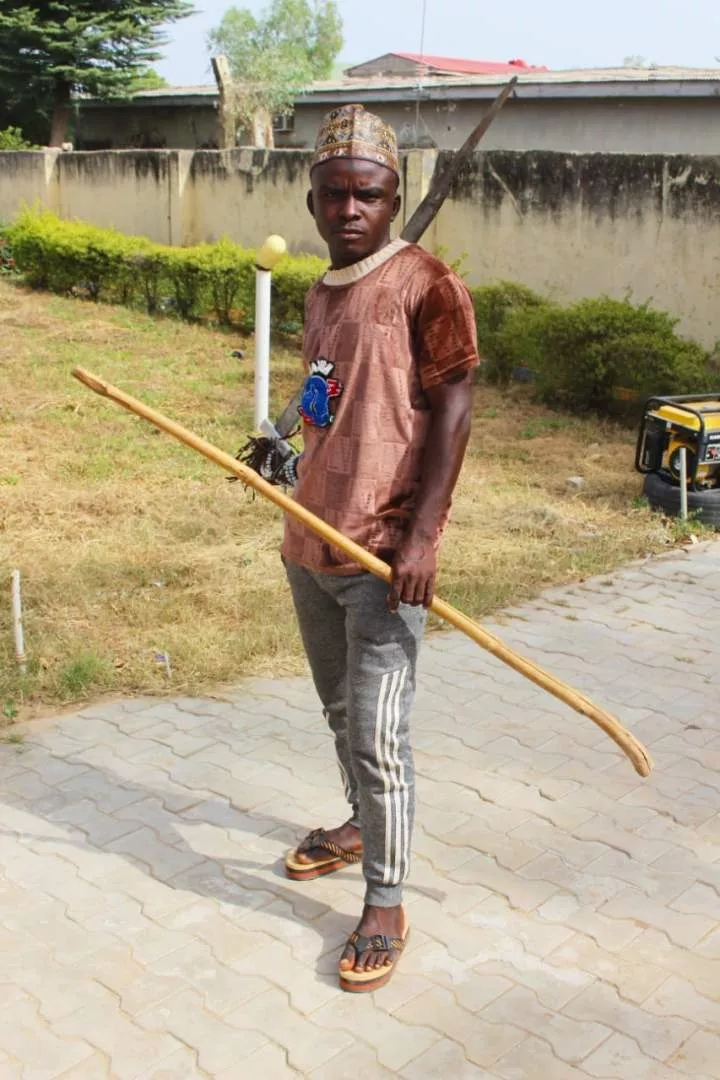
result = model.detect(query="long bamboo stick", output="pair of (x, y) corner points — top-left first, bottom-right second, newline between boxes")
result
(72, 367), (653, 778)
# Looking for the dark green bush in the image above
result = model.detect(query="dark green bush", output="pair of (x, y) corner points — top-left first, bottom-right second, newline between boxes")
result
(0, 223), (15, 275)
(526, 297), (715, 411)
(471, 281), (552, 385)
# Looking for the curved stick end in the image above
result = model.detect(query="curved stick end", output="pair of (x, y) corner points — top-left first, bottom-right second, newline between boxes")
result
(634, 753), (654, 779)
(72, 367), (109, 397)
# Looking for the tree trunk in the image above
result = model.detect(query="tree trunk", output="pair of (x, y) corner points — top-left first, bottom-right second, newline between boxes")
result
(211, 54), (235, 149)
(251, 108), (274, 149)
(49, 79), (72, 147)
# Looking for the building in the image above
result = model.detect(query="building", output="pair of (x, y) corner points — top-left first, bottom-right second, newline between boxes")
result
(343, 52), (548, 78)
(75, 61), (720, 156)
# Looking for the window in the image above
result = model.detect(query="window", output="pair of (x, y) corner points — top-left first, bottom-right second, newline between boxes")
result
(272, 113), (295, 134)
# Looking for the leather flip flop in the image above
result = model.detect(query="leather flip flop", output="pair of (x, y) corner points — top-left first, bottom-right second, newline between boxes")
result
(285, 827), (362, 882)
(339, 913), (410, 993)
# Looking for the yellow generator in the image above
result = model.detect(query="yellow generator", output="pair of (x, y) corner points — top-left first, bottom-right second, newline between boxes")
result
(636, 395), (720, 526)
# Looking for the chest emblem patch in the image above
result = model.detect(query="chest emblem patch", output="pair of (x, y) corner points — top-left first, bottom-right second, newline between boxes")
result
(299, 358), (343, 428)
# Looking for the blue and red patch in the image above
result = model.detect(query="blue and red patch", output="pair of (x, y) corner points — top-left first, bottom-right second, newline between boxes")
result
(299, 358), (343, 428)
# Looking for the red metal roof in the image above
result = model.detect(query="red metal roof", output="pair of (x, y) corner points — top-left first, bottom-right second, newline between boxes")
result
(394, 53), (548, 75)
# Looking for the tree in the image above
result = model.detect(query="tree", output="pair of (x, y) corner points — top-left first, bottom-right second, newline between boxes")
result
(0, 125), (38, 150)
(208, 0), (343, 147)
(0, 2), (195, 147)
(131, 68), (170, 92)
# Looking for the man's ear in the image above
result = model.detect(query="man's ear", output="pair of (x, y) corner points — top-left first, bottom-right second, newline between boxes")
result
(391, 192), (401, 222)
(306, 190), (315, 218)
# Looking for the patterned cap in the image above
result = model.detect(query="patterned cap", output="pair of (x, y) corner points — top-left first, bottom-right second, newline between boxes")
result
(311, 104), (399, 176)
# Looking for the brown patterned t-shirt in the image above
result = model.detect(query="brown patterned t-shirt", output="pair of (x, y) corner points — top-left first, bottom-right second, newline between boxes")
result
(281, 240), (479, 573)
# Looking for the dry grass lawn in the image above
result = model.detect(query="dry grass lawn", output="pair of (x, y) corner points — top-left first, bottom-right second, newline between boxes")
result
(0, 279), (700, 720)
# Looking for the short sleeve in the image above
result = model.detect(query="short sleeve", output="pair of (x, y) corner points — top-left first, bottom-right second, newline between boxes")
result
(414, 273), (479, 390)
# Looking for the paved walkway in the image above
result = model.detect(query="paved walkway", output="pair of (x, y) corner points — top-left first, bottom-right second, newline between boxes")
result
(1, 544), (719, 1079)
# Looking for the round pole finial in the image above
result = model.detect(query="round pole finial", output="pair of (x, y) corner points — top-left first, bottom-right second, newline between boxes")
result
(256, 235), (287, 271)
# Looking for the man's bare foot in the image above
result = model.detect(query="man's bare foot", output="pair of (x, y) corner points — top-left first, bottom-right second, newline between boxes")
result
(339, 903), (404, 973)
(294, 821), (361, 865)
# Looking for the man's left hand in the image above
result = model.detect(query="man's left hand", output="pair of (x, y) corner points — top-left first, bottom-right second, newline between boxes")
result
(387, 538), (437, 612)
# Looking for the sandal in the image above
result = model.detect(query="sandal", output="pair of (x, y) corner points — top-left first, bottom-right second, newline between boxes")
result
(338, 913), (410, 993)
(284, 827), (363, 881)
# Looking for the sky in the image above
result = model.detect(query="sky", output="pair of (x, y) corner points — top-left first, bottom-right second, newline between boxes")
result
(157, 0), (720, 86)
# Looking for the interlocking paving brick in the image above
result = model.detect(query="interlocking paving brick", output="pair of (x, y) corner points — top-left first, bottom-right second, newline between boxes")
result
(50, 1053), (111, 1079)
(216, 1042), (302, 1078)
(0, 997), (95, 1080)
(643, 974), (720, 1029)
(599, 887), (717, 948)
(481, 985), (613, 1062)
(394, 986), (525, 1067)
(136, 988), (268, 1073)
(400, 1037), (504, 1079)
(493, 1035), (593, 1080)
(563, 981), (695, 1060)
(53, 1002), (187, 1079)
(669, 1030), (720, 1079)
(1, 545), (719, 1076)
(225, 987), (356, 1073)
(548, 932), (667, 1003)
(584, 1033), (714, 1080)
(308, 991), (439, 1071)
(138, 1046), (206, 1079)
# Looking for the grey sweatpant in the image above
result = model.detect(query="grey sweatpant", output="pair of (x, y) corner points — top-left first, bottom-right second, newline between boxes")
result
(284, 559), (427, 907)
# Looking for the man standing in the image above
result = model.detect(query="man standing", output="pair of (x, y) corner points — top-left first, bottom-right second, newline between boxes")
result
(281, 104), (479, 992)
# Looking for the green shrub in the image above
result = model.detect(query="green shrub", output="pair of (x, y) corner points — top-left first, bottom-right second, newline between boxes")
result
(10, 210), (132, 299)
(161, 246), (204, 319)
(471, 281), (551, 385)
(527, 297), (715, 411)
(195, 239), (256, 326)
(7, 212), (716, 413)
(7, 210), (326, 331)
(0, 223), (15, 275)
(0, 126), (38, 150)
(272, 253), (326, 334)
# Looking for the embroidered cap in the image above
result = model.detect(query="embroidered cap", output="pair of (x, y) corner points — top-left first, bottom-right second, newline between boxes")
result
(311, 104), (399, 176)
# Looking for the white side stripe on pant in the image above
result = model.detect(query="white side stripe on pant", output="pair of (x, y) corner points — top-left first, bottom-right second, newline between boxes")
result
(374, 667), (409, 887)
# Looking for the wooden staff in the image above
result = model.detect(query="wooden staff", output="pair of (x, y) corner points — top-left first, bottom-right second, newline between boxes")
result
(72, 367), (652, 777)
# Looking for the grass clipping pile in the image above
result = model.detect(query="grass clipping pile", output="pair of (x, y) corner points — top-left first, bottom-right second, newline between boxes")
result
(0, 280), (702, 719)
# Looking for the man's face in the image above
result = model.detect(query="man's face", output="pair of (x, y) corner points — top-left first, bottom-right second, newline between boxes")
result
(308, 158), (401, 269)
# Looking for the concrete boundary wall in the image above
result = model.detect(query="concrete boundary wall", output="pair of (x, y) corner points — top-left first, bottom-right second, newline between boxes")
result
(1, 147), (719, 345)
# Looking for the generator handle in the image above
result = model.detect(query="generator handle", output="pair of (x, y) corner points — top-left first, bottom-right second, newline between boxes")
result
(636, 395), (711, 489)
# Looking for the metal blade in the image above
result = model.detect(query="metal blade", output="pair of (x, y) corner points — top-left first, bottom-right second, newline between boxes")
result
(273, 387), (303, 438)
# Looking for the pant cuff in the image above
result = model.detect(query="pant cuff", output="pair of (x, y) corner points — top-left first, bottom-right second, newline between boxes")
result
(364, 883), (404, 907)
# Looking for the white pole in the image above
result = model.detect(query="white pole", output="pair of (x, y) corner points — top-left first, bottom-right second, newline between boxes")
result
(254, 267), (272, 429)
(679, 446), (688, 521)
(253, 235), (287, 431)
(11, 569), (26, 674)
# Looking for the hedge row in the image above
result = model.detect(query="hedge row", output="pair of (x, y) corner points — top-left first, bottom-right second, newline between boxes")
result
(473, 283), (718, 411)
(6, 210), (718, 412)
(7, 210), (325, 333)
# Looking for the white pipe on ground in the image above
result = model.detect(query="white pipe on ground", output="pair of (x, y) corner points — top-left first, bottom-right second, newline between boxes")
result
(11, 569), (26, 674)
(679, 447), (689, 521)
